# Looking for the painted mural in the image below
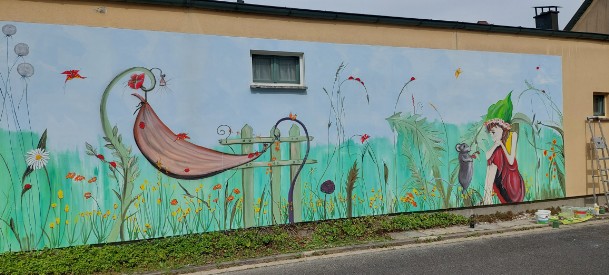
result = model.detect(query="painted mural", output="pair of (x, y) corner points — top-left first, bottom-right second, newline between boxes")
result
(0, 21), (564, 252)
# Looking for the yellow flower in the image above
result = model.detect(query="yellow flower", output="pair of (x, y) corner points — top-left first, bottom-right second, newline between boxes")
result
(96, 210), (101, 216)
(171, 211), (177, 217)
(58, 190), (64, 199)
(140, 184), (145, 191)
(49, 222), (55, 229)
(112, 215), (117, 220)
(157, 198), (162, 204)
(371, 188), (375, 193)
(51, 203), (57, 208)
(64, 204), (69, 213)
(65, 220), (69, 225)
(255, 207), (261, 213)
(145, 223), (151, 229)
(114, 203), (118, 209)
(55, 217), (60, 225)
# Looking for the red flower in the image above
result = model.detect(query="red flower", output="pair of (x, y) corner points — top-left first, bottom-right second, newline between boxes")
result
(23, 184), (32, 191)
(128, 73), (145, 89)
(410, 77), (416, 81)
(348, 76), (354, 80)
(355, 77), (361, 82)
(170, 199), (178, 205)
(84, 192), (92, 199)
(139, 121), (145, 129)
(184, 168), (190, 173)
(248, 153), (255, 158)
(360, 134), (370, 143)
(96, 154), (104, 161)
(109, 161), (117, 168)
(233, 188), (240, 194)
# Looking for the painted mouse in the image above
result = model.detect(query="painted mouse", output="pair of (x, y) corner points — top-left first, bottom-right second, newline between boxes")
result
(455, 143), (477, 193)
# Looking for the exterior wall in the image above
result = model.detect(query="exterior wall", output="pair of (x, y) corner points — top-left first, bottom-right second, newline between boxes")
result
(0, 1), (607, 252)
(571, 0), (609, 34)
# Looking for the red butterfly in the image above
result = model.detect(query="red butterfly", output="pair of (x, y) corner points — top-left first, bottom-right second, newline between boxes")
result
(175, 133), (190, 141)
(62, 70), (87, 83)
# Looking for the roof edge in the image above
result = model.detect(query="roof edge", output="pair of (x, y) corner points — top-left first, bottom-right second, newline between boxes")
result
(564, 0), (593, 31)
(107, 0), (609, 42)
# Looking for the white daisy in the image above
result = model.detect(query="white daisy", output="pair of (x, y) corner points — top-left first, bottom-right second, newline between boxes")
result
(25, 148), (49, 170)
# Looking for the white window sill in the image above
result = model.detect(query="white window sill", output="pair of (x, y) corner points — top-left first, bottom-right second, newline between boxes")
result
(250, 84), (307, 90)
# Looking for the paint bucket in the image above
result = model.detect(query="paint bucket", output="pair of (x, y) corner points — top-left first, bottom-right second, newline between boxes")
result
(535, 210), (551, 224)
(573, 208), (588, 218)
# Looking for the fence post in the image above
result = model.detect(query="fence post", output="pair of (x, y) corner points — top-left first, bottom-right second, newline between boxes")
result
(289, 124), (303, 223)
(270, 126), (282, 224)
(241, 124), (254, 228)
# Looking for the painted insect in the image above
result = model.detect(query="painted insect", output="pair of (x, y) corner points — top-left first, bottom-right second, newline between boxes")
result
(175, 133), (190, 141)
(61, 70), (87, 83)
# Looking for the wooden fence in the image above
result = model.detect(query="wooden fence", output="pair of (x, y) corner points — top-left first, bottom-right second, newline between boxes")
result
(219, 124), (316, 227)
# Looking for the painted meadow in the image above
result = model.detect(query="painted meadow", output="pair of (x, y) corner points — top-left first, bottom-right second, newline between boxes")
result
(0, 22), (563, 252)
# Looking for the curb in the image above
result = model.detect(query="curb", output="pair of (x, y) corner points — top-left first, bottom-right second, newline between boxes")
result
(150, 217), (609, 275)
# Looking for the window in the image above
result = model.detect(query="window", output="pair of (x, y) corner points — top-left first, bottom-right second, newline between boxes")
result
(593, 94), (606, 117)
(251, 51), (305, 89)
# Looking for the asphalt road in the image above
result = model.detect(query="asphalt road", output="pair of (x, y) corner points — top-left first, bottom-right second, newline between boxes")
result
(219, 221), (609, 275)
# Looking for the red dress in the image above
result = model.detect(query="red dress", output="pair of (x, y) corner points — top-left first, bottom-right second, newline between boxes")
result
(487, 147), (525, 203)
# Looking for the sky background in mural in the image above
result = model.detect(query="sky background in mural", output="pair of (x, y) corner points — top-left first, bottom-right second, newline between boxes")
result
(237, 0), (584, 29)
(1, 21), (561, 151)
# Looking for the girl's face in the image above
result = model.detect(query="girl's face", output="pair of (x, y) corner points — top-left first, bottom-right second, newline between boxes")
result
(489, 126), (503, 142)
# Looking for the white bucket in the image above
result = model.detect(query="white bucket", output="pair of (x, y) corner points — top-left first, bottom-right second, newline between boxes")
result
(535, 210), (551, 224)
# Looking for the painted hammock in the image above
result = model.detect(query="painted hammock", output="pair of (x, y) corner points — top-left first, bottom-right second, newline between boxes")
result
(132, 93), (263, 180)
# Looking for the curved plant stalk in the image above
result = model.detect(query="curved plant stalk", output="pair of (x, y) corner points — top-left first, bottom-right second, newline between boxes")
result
(101, 67), (156, 242)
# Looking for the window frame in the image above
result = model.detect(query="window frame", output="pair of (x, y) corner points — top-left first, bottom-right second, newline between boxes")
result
(593, 93), (607, 117)
(250, 50), (306, 90)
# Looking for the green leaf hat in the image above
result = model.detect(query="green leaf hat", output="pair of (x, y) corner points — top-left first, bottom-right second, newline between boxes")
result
(484, 92), (513, 129)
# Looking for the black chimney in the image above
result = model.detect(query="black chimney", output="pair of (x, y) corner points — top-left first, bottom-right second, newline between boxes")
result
(534, 6), (560, 30)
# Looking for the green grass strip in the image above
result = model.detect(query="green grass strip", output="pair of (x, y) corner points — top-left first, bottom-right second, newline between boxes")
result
(0, 212), (468, 274)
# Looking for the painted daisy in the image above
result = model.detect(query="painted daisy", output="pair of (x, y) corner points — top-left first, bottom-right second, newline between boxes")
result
(25, 148), (49, 170)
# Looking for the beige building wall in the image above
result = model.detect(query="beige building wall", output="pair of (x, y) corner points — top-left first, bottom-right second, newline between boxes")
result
(571, 0), (609, 34)
(2, 0), (609, 197)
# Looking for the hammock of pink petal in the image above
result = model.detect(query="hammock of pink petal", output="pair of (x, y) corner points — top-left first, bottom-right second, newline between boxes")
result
(132, 93), (262, 180)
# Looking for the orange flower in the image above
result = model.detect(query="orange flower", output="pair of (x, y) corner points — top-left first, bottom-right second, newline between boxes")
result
(407, 192), (414, 198)
(227, 195), (234, 202)
(213, 198), (219, 203)
(170, 199), (178, 205)
(543, 150), (547, 156)
(233, 188), (240, 194)
(74, 175), (85, 181)
(552, 139), (557, 144)
(412, 201), (417, 207)
(88, 177), (97, 183)
(213, 184), (222, 190)
(84, 192), (92, 199)
(66, 172), (76, 179)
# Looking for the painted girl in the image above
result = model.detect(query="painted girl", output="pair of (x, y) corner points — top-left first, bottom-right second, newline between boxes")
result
(483, 92), (525, 204)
